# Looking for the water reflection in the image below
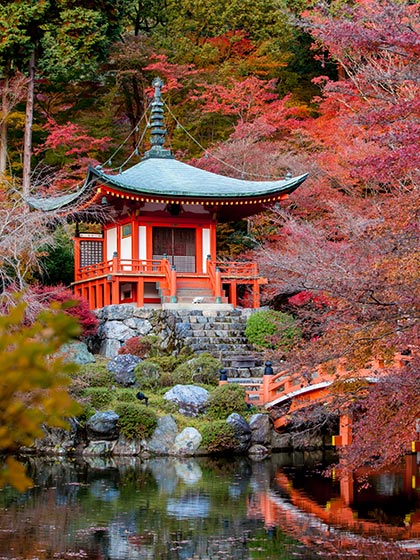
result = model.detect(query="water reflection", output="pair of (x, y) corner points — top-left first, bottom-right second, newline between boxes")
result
(0, 452), (418, 559)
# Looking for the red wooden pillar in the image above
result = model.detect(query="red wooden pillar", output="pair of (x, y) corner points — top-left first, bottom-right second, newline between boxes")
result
(104, 279), (112, 306)
(73, 237), (81, 281)
(231, 281), (237, 308)
(137, 279), (144, 307)
(252, 279), (260, 308)
(333, 414), (353, 447)
(112, 278), (119, 304)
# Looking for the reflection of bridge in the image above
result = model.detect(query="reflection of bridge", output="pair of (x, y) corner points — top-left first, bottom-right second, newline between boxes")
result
(225, 354), (411, 445)
(247, 456), (420, 556)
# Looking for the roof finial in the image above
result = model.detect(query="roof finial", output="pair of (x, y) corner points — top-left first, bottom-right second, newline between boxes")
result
(143, 77), (173, 160)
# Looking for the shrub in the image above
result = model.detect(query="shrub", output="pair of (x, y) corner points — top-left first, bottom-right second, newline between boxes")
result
(172, 353), (222, 386)
(149, 354), (186, 373)
(77, 362), (114, 388)
(245, 310), (301, 350)
(206, 384), (248, 420)
(83, 387), (113, 409)
(114, 402), (158, 440)
(114, 388), (137, 402)
(134, 360), (162, 389)
(118, 335), (160, 358)
(30, 284), (98, 338)
(200, 421), (236, 453)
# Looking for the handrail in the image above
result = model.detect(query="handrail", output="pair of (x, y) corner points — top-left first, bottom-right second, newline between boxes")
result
(76, 258), (165, 280)
(213, 260), (259, 278)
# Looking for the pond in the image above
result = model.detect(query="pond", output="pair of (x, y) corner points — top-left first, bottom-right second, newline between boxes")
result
(0, 451), (419, 559)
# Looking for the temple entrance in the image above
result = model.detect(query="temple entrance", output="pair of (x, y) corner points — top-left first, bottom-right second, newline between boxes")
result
(152, 227), (196, 272)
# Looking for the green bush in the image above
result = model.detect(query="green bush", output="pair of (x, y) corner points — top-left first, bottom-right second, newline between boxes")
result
(245, 310), (301, 350)
(206, 384), (248, 419)
(172, 353), (222, 386)
(83, 387), (113, 409)
(150, 354), (186, 373)
(114, 388), (137, 402)
(76, 363), (114, 387)
(114, 402), (158, 440)
(200, 421), (236, 453)
(134, 360), (162, 389)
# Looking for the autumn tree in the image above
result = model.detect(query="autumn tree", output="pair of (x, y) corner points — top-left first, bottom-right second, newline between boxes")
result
(0, 0), (128, 193)
(0, 300), (81, 490)
(301, 0), (420, 192)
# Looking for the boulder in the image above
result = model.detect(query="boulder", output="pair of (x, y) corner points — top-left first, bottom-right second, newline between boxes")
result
(100, 304), (135, 321)
(60, 341), (96, 365)
(124, 317), (152, 334)
(163, 385), (210, 417)
(248, 444), (270, 458)
(86, 411), (119, 441)
(112, 436), (143, 456)
(147, 415), (178, 455)
(99, 320), (135, 341)
(82, 440), (115, 456)
(249, 413), (272, 446)
(226, 413), (251, 453)
(107, 354), (142, 386)
(173, 427), (202, 455)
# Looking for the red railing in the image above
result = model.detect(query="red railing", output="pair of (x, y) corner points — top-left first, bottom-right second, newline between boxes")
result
(75, 258), (166, 281)
(213, 260), (259, 278)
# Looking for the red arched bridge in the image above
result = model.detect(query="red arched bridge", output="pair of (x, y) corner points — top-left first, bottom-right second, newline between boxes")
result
(220, 353), (412, 446)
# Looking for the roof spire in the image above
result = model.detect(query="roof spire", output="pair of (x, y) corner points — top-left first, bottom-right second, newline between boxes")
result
(143, 77), (173, 160)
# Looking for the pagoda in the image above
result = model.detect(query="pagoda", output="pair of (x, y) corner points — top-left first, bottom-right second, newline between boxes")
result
(29, 78), (308, 310)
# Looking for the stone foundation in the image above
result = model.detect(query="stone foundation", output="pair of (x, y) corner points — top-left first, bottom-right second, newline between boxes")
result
(91, 304), (263, 377)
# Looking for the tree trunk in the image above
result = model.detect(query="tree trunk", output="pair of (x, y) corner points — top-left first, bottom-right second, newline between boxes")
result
(0, 62), (10, 176)
(22, 50), (36, 198)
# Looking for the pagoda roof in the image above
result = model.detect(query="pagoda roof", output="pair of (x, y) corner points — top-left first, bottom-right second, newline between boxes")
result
(27, 158), (307, 213)
(89, 158), (307, 199)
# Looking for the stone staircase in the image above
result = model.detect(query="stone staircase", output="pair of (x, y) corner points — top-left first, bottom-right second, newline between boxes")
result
(160, 276), (229, 304)
(172, 309), (264, 378)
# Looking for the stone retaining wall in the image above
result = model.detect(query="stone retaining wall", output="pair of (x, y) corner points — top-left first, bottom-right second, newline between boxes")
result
(91, 305), (262, 376)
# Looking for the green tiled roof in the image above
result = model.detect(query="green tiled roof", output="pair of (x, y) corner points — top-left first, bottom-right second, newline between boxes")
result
(88, 158), (308, 199)
(27, 157), (308, 211)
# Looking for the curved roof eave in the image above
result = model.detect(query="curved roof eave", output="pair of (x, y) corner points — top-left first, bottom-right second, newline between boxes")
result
(88, 158), (308, 199)
(26, 180), (93, 212)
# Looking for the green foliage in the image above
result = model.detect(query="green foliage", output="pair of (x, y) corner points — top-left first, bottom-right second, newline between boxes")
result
(148, 354), (187, 373)
(35, 227), (74, 287)
(83, 387), (113, 409)
(200, 421), (236, 453)
(0, 299), (81, 491)
(114, 402), (157, 440)
(245, 310), (301, 350)
(76, 361), (114, 388)
(115, 388), (137, 402)
(134, 360), (162, 389)
(173, 353), (222, 386)
(206, 384), (248, 420)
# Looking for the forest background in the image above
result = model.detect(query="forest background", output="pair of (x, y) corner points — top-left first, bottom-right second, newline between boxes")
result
(0, 0), (418, 473)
